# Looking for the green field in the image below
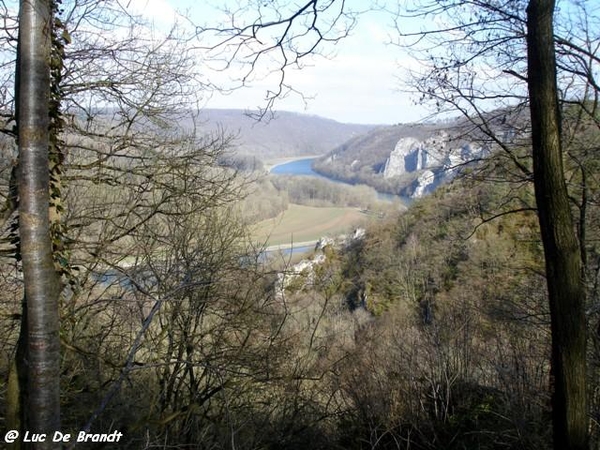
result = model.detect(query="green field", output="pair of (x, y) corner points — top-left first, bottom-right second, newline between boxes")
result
(252, 203), (369, 247)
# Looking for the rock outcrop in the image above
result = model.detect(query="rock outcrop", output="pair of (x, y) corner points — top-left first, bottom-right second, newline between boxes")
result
(381, 132), (486, 197)
(275, 228), (366, 298)
(312, 116), (520, 199)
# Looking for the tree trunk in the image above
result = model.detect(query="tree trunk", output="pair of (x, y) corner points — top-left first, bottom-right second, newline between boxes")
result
(17, 0), (61, 445)
(526, 1), (588, 449)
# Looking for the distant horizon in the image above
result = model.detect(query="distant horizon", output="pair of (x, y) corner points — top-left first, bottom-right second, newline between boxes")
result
(197, 106), (393, 127)
(121, 0), (436, 125)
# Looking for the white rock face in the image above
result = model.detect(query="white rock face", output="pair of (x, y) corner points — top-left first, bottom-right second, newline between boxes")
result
(275, 255), (326, 298)
(413, 170), (436, 197)
(382, 137), (422, 179)
(275, 229), (367, 299)
(382, 132), (484, 197)
(383, 133), (449, 179)
(352, 228), (366, 241)
(315, 236), (335, 251)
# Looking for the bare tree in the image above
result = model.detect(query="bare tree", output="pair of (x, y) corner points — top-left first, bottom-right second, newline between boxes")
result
(527, 1), (587, 447)
(2, 0), (253, 441)
(16, 0), (61, 444)
(390, 1), (598, 447)
(194, 0), (361, 117)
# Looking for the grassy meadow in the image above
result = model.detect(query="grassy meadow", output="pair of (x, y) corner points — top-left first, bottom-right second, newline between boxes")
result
(251, 203), (369, 247)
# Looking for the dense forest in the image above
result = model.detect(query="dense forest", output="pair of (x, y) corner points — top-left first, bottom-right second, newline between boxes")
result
(1, 0), (600, 449)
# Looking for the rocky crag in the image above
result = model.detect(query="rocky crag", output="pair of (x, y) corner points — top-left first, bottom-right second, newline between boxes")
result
(312, 114), (522, 198)
(381, 132), (487, 196)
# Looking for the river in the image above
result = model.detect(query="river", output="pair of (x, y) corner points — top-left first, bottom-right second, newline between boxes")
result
(270, 157), (330, 178)
(270, 157), (408, 203)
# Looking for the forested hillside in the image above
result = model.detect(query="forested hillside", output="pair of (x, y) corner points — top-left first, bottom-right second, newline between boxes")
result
(248, 145), (600, 448)
(3, 128), (598, 448)
(196, 109), (375, 159)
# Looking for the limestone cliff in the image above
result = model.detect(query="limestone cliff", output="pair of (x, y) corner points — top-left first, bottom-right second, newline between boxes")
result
(381, 132), (486, 197)
(312, 123), (488, 198)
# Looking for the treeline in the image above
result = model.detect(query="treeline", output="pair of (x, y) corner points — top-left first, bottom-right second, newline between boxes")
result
(237, 177), (290, 224)
(219, 153), (266, 172)
(312, 157), (417, 196)
(270, 175), (379, 208)
(237, 175), (384, 225)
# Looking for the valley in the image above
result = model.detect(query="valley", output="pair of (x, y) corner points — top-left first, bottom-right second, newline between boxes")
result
(2, 105), (597, 449)
(252, 155), (408, 250)
(3, 0), (599, 447)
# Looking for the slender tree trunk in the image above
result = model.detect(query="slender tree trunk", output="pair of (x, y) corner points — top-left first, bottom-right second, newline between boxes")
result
(17, 0), (61, 445)
(526, 1), (588, 449)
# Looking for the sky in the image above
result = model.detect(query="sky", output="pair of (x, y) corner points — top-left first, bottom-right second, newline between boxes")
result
(126, 0), (431, 125)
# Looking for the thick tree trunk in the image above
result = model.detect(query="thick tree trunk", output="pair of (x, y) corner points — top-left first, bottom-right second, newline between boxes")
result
(526, 1), (588, 449)
(17, 0), (61, 445)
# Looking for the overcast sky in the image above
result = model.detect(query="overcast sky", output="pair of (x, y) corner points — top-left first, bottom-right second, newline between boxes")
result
(128, 0), (431, 125)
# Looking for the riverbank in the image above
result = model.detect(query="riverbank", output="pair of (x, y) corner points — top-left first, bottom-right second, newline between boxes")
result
(269, 157), (410, 205)
(264, 155), (324, 172)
